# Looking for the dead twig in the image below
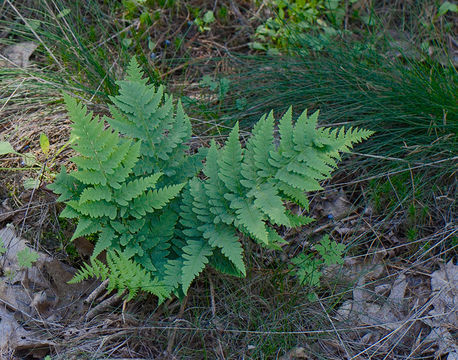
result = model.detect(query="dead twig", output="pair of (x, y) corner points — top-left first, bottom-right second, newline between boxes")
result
(84, 279), (109, 305)
(85, 290), (126, 321)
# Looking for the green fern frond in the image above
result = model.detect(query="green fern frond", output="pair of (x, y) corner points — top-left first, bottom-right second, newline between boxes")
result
(202, 224), (245, 276)
(277, 182), (310, 210)
(106, 58), (192, 179)
(244, 111), (277, 180)
(174, 106), (372, 290)
(154, 101), (191, 163)
(203, 142), (234, 225)
(66, 199), (117, 220)
(65, 95), (119, 167)
(233, 200), (269, 244)
(113, 173), (162, 206)
(124, 56), (147, 84)
(135, 211), (177, 275)
(266, 227), (288, 249)
(208, 248), (245, 278)
(79, 186), (112, 204)
(70, 250), (169, 302)
(181, 239), (213, 293)
(285, 211), (315, 227)
(71, 217), (103, 241)
(91, 226), (115, 259)
(163, 258), (184, 297)
(68, 257), (109, 284)
(217, 123), (243, 194)
(277, 106), (295, 155)
(48, 166), (82, 202)
(129, 183), (185, 218)
(252, 183), (290, 226)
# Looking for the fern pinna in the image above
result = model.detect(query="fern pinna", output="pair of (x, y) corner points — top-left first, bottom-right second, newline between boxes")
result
(50, 58), (372, 300)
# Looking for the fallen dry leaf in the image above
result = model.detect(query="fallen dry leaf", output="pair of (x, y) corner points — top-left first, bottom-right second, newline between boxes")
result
(335, 259), (458, 358)
(0, 305), (55, 356)
(422, 261), (458, 358)
(425, 261), (457, 328)
(0, 41), (38, 68)
(280, 346), (309, 360)
(423, 326), (458, 358)
(320, 189), (352, 220)
(0, 225), (98, 356)
(0, 199), (14, 222)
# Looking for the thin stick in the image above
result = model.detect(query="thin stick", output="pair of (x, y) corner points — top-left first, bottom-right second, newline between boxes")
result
(334, 156), (458, 187)
(209, 274), (216, 317)
(0, 78), (26, 114)
(317, 295), (351, 359)
(85, 291), (126, 321)
(84, 279), (109, 304)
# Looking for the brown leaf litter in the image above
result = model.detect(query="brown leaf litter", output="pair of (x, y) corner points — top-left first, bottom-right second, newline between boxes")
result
(332, 256), (458, 359)
(0, 225), (98, 358)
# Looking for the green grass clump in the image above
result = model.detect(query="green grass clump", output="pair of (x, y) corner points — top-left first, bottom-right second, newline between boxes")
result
(0, 0), (163, 99)
(215, 43), (456, 163)
(189, 1), (457, 194)
(196, 38), (456, 200)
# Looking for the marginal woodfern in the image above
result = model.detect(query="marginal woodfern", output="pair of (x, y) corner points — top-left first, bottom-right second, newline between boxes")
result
(50, 58), (373, 299)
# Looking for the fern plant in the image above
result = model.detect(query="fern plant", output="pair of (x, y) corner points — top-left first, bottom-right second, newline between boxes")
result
(69, 249), (169, 301)
(50, 58), (372, 300)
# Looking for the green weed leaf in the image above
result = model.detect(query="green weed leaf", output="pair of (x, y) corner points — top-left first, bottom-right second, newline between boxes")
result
(203, 11), (215, 24)
(315, 235), (345, 265)
(0, 141), (17, 156)
(57, 8), (71, 19)
(17, 248), (39, 268)
(438, 1), (457, 16)
(0, 238), (6, 255)
(200, 75), (218, 90)
(23, 178), (40, 190)
(39, 133), (50, 155)
(291, 254), (323, 287)
(22, 152), (38, 166)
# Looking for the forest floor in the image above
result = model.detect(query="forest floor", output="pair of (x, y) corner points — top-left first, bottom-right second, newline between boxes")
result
(0, 1), (456, 359)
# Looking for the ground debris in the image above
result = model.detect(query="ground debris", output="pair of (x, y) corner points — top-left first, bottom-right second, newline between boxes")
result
(423, 261), (458, 358)
(0, 305), (55, 358)
(0, 225), (97, 357)
(280, 346), (310, 360)
(319, 188), (353, 220)
(334, 257), (458, 358)
(0, 41), (38, 68)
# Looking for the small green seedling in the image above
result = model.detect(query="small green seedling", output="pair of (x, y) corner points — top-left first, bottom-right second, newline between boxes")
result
(195, 10), (215, 32)
(17, 248), (39, 269)
(0, 134), (73, 190)
(315, 234), (345, 265)
(290, 235), (345, 295)
(200, 75), (231, 108)
(0, 141), (18, 156)
(39, 133), (50, 156)
(437, 1), (457, 18)
(0, 238), (6, 255)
